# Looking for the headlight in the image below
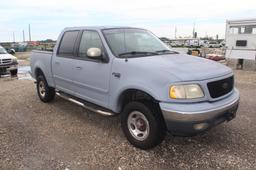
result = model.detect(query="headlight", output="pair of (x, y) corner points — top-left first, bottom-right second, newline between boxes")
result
(12, 58), (17, 63)
(169, 84), (204, 99)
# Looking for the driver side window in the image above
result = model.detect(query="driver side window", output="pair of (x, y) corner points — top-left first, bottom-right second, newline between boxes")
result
(78, 30), (103, 58)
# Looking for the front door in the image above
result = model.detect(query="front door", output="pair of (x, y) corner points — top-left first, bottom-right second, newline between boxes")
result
(72, 30), (112, 108)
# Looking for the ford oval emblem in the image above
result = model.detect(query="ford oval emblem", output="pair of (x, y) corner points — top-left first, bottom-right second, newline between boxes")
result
(222, 82), (229, 89)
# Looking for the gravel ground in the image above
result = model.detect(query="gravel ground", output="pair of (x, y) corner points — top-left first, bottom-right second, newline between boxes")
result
(0, 69), (256, 169)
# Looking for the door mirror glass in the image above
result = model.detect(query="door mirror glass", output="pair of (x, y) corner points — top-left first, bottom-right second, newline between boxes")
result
(87, 48), (102, 58)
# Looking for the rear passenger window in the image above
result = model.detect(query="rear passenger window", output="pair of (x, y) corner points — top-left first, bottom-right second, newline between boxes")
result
(78, 31), (103, 58)
(58, 31), (79, 56)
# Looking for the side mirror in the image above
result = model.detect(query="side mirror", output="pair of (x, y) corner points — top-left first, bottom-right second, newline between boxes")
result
(8, 49), (15, 55)
(87, 48), (102, 59)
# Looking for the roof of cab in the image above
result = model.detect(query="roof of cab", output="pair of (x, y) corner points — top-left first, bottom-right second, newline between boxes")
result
(63, 26), (141, 31)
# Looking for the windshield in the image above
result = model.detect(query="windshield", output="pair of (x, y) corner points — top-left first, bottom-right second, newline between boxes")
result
(102, 28), (175, 58)
(0, 46), (7, 54)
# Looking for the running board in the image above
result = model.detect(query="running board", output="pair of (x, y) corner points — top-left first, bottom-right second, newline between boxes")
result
(56, 92), (115, 116)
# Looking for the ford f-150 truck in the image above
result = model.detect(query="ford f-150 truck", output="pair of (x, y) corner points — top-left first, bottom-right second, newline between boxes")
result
(30, 27), (239, 149)
(0, 45), (18, 76)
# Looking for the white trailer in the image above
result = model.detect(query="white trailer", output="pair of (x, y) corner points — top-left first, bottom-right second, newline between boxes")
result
(225, 19), (256, 60)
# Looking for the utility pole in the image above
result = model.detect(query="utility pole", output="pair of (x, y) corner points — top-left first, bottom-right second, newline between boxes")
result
(13, 32), (15, 42)
(174, 26), (177, 39)
(28, 24), (31, 42)
(192, 22), (195, 38)
(23, 30), (25, 42)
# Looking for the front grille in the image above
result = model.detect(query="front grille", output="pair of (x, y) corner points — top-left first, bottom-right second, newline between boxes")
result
(2, 59), (12, 64)
(0, 59), (12, 65)
(207, 76), (234, 98)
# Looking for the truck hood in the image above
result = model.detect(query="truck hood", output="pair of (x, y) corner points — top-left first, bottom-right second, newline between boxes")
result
(0, 53), (16, 60)
(130, 54), (232, 81)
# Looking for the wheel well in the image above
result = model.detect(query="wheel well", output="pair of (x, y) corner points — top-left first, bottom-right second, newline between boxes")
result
(119, 89), (166, 130)
(35, 67), (44, 79)
(119, 89), (158, 111)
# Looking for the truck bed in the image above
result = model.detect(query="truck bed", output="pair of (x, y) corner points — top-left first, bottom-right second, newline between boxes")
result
(30, 50), (55, 87)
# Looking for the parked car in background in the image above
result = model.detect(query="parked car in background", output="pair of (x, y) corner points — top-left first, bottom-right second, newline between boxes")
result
(0, 45), (18, 76)
(220, 40), (226, 47)
(170, 41), (184, 47)
(170, 41), (179, 47)
(185, 39), (200, 47)
(30, 26), (239, 149)
(184, 39), (208, 48)
(207, 41), (222, 48)
(200, 40), (209, 47)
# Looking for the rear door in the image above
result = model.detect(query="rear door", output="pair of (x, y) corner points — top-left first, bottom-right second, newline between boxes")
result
(52, 30), (79, 94)
(72, 30), (112, 108)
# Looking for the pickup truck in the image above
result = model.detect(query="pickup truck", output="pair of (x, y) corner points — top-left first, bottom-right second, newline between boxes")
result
(0, 45), (18, 76)
(30, 27), (239, 149)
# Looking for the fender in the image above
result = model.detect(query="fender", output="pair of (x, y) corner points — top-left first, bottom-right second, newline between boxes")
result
(110, 84), (160, 113)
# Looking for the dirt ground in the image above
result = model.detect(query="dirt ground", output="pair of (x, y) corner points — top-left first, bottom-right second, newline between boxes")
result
(0, 60), (256, 169)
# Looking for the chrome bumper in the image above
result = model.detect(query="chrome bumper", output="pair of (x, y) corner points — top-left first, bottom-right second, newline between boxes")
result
(0, 63), (18, 73)
(160, 89), (239, 136)
(6, 65), (18, 71)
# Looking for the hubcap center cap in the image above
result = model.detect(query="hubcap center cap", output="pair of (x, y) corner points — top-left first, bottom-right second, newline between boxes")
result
(136, 118), (146, 131)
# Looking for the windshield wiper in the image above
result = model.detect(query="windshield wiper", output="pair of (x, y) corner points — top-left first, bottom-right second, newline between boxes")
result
(155, 50), (179, 54)
(118, 51), (158, 58)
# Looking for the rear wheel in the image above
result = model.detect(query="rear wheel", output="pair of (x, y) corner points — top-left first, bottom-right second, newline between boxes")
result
(121, 101), (166, 149)
(36, 74), (55, 102)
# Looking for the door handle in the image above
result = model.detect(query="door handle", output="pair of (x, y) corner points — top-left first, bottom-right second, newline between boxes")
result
(75, 66), (82, 70)
(112, 72), (121, 78)
(55, 61), (60, 65)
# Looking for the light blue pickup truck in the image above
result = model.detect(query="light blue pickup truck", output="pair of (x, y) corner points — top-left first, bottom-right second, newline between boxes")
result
(30, 27), (239, 149)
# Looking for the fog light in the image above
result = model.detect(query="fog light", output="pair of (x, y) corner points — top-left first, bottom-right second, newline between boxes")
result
(193, 123), (208, 130)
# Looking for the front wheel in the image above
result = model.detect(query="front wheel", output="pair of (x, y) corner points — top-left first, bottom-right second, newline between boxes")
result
(10, 69), (18, 76)
(121, 101), (166, 149)
(36, 75), (55, 102)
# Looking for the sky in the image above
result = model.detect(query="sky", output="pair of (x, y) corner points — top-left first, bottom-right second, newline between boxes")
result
(0, 0), (256, 42)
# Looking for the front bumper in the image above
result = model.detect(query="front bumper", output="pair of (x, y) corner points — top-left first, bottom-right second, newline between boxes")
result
(160, 88), (239, 136)
(0, 63), (18, 74)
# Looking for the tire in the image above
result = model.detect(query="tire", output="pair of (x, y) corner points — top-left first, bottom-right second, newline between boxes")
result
(36, 74), (55, 102)
(10, 69), (18, 76)
(121, 101), (166, 149)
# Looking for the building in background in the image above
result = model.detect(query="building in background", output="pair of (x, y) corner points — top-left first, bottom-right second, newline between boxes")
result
(225, 18), (256, 61)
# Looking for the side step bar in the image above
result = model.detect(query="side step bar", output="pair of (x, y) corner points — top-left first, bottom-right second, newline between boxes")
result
(56, 92), (115, 116)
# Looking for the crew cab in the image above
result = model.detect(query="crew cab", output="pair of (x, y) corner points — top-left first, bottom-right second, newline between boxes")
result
(0, 45), (18, 76)
(30, 27), (239, 149)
